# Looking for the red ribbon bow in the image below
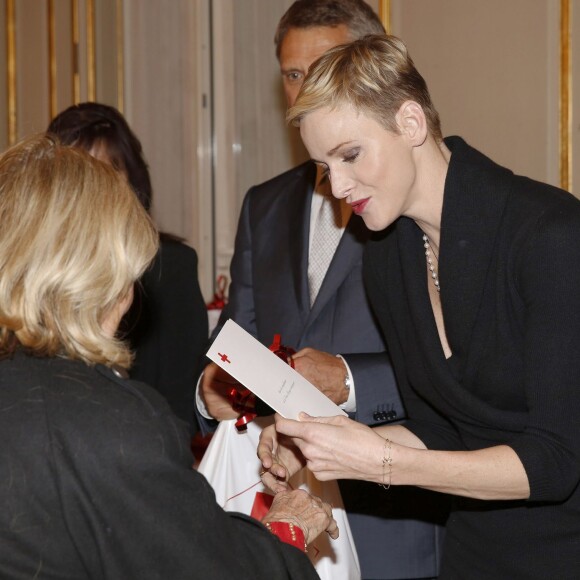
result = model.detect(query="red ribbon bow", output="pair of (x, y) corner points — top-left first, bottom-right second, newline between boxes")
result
(230, 334), (296, 432)
(207, 275), (228, 310)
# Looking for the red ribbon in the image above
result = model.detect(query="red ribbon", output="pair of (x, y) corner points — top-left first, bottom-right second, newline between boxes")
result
(250, 491), (274, 521)
(269, 333), (296, 367)
(230, 334), (296, 432)
(230, 387), (258, 431)
(207, 275), (228, 310)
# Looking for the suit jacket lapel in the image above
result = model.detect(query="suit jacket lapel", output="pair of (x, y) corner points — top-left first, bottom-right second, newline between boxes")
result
(393, 138), (514, 387)
(396, 218), (445, 363)
(439, 137), (513, 377)
(288, 162), (316, 320)
(366, 138), (517, 425)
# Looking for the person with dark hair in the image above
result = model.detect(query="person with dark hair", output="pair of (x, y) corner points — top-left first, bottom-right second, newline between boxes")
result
(48, 102), (208, 435)
(259, 33), (580, 579)
(0, 134), (335, 579)
(47, 102), (153, 210)
(197, 2), (446, 578)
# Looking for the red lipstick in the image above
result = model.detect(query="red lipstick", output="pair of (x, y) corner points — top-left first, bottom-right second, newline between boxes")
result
(350, 197), (370, 215)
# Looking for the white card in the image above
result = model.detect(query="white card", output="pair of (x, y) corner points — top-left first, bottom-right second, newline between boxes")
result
(207, 319), (347, 420)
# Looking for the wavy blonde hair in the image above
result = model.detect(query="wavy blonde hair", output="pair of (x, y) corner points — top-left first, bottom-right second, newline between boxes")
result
(287, 34), (442, 142)
(0, 135), (158, 368)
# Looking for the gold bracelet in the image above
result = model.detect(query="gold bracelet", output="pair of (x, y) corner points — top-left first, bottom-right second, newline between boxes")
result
(378, 438), (392, 490)
(264, 521), (307, 552)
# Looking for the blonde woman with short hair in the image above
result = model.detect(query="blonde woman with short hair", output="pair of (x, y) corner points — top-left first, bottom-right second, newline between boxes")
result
(260, 34), (580, 579)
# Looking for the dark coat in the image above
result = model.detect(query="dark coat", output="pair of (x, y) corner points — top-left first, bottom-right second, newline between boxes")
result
(0, 353), (316, 579)
(365, 136), (580, 579)
(127, 238), (208, 435)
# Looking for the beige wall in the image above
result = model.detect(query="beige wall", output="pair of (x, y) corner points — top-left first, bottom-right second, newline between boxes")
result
(391, 0), (559, 187)
(0, 0), (577, 299)
(208, 0), (576, 298)
(1, 0), (124, 142)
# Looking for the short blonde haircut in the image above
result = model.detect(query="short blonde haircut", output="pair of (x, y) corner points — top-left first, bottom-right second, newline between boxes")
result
(287, 34), (442, 142)
(0, 135), (158, 368)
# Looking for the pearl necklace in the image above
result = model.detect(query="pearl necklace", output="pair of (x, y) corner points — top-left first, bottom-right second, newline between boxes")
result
(422, 234), (441, 292)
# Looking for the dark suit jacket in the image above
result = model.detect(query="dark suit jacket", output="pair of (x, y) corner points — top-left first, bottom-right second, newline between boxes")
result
(215, 161), (401, 425)
(127, 238), (208, 435)
(201, 161), (446, 580)
(0, 353), (316, 579)
(364, 137), (580, 579)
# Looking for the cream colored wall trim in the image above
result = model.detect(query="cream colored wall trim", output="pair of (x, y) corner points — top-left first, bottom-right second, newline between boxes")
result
(194, 0), (215, 300)
(123, 0), (213, 298)
(6, 0), (16, 144)
(212, 0), (237, 287)
(560, 0), (571, 191)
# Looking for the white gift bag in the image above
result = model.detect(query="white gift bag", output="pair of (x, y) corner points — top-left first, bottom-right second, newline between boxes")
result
(198, 416), (361, 580)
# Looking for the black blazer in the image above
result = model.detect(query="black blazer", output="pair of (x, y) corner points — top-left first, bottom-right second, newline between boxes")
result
(127, 238), (208, 434)
(0, 353), (317, 579)
(365, 136), (580, 579)
(212, 161), (401, 426)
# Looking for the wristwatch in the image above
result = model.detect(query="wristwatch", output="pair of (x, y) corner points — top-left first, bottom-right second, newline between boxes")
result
(344, 373), (351, 392)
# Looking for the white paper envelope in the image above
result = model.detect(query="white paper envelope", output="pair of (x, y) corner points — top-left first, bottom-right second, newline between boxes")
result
(207, 319), (347, 420)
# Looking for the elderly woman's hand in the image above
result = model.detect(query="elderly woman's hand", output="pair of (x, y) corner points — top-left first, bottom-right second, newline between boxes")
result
(261, 489), (339, 545)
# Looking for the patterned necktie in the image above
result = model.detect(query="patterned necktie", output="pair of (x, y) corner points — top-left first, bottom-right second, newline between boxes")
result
(308, 185), (343, 307)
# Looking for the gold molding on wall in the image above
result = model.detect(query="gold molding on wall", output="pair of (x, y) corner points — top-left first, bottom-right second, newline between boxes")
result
(72, 0), (80, 103)
(116, 0), (124, 112)
(6, 0), (16, 145)
(4, 0), (123, 142)
(379, 0), (391, 34)
(48, 0), (57, 118)
(560, 0), (572, 191)
(87, 0), (95, 100)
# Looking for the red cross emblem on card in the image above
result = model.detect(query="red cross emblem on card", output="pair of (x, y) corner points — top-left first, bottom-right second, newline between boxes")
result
(218, 352), (231, 363)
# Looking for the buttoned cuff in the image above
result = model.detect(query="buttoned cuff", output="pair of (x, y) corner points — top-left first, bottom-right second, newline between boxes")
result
(194, 371), (214, 420)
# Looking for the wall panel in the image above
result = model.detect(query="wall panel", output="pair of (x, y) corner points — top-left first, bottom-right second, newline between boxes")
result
(1, 0), (122, 145)
(95, 0), (118, 107)
(123, 0), (212, 295)
(16, 0), (49, 137)
(211, 0), (299, 287)
(391, 0), (558, 187)
(53, 0), (74, 116)
(1, 1), (575, 298)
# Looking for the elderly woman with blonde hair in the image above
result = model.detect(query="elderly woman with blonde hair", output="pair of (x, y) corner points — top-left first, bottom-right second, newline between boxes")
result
(0, 135), (335, 579)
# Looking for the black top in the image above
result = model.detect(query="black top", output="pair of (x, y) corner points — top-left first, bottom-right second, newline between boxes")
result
(0, 353), (317, 579)
(126, 238), (208, 434)
(364, 137), (580, 579)
(200, 161), (446, 579)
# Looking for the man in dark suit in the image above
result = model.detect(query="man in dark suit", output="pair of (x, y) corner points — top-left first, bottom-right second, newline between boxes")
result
(196, 2), (446, 578)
